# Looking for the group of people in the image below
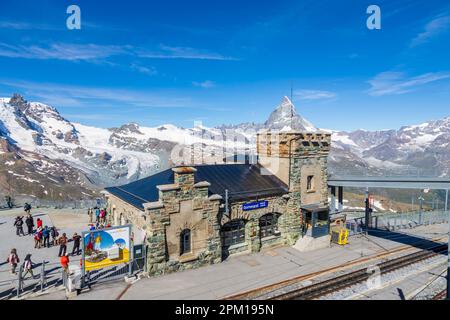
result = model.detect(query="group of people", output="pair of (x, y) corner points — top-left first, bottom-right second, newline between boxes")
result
(87, 207), (108, 225)
(6, 249), (35, 278)
(6, 204), (112, 278)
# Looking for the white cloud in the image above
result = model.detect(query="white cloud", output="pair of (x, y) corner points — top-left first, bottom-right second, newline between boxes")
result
(0, 43), (128, 61)
(0, 79), (192, 109)
(0, 42), (237, 63)
(294, 89), (337, 100)
(137, 45), (237, 61)
(410, 14), (450, 47)
(192, 80), (216, 88)
(0, 21), (58, 30)
(130, 63), (157, 76)
(367, 71), (450, 96)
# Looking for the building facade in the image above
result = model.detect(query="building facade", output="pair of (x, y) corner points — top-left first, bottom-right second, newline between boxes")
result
(104, 131), (331, 276)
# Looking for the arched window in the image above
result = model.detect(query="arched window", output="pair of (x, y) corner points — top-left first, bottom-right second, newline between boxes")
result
(180, 229), (191, 255)
(221, 220), (246, 247)
(259, 213), (279, 238)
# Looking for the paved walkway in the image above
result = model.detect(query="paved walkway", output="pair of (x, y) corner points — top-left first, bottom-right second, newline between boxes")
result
(0, 208), (89, 299)
(70, 223), (448, 300)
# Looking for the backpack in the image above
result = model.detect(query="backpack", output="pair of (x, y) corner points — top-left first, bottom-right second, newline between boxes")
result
(24, 260), (32, 270)
(8, 254), (18, 264)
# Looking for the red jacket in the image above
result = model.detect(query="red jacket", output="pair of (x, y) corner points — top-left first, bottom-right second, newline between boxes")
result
(60, 256), (69, 268)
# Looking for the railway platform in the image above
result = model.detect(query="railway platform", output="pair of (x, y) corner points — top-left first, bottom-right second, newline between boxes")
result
(52, 222), (449, 300)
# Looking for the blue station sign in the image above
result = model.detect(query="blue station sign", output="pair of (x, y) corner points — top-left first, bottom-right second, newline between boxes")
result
(242, 200), (269, 211)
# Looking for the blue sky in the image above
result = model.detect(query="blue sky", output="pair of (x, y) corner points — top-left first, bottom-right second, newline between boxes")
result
(0, 0), (449, 131)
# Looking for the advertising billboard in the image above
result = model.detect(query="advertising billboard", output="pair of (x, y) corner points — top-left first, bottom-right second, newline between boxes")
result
(82, 225), (131, 271)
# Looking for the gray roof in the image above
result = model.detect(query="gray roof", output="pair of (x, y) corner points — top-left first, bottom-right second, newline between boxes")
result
(105, 164), (288, 210)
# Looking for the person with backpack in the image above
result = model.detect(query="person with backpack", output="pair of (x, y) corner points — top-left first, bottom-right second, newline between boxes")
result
(6, 249), (19, 274)
(58, 233), (68, 257)
(14, 216), (25, 236)
(51, 227), (59, 246)
(24, 203), (32, 214)
(72, 233), (82, 256)
(25, 215), (34, 235)
(42, 226), (51, 248)
(34, 230), (42, 249)
(22, 254), (35, 279)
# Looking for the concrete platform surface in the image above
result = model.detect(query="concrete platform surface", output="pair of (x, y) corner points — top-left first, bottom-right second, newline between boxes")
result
(72, 223), (449, 300)
(0, 208), (89, 299)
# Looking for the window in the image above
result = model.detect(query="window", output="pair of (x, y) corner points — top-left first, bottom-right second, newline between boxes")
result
(307, 175), (315, 191)
(180, 229), (191, 255)
(221, 220), (246, 247)
(259, 213), (279, 238)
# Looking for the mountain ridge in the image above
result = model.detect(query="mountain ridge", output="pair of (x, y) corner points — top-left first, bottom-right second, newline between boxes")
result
(1, 94), (449, 204)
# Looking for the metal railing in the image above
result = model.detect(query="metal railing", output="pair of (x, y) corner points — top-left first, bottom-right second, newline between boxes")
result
(0, 260), (64, 300)
(344, 210), (448, 236)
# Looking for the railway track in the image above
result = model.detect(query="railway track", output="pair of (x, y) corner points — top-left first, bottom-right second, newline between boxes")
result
(223, 235), (447, 300)
(270, 244), (448, 300)
(432, 289), (447, 300)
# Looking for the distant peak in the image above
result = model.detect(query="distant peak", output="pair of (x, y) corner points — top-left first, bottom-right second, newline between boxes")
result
(281, 95), (293, 105)
(9, 93), (27, 107)
(264, 96), (317, 132)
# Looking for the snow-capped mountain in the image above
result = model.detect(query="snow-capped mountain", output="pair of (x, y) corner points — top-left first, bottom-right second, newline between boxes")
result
(331, 118), (450, 176)
(1, 94), (449, 203)
(264, 96), (317, 131)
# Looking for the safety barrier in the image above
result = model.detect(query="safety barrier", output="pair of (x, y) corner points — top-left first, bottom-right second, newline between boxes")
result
(374, 210), (448, 231)
(344, 210), (448, 237)
(0, 260), (64, 300)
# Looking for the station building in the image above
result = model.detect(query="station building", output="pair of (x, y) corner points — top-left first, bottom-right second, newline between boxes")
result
(104, 131), (332, 276)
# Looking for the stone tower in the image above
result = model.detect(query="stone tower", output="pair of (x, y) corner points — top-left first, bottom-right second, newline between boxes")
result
(257, 130), (331, 239)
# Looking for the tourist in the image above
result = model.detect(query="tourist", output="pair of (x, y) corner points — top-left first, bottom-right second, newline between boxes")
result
(95, 208), (100, 223)
(38, 227), (44, 247)
(25, 215), (34, 235)
(72, 233), (81, 256)
(100, 209), (105, 223)
(89, 224), (95, 231)
(36, 218), (43, 229)
(42, 226), (51, 248)
(24, 203), (32, 215)
(22, 254), (35, 279)
(88, 208), (93, 223)
(34, 230), (42, 249)
(14, 216), (25, 236)
(51, 226), (59, 246)
(6, 249), (19, 274)
(60, 254), (70, 273)
(58, 233), (68, 257)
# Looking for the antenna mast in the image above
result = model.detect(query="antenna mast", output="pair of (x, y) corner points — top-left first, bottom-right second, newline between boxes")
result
(290, 80), (294, 129)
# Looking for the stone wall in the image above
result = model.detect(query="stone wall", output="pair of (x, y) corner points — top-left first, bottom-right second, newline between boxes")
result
(144, 167), (223, 276)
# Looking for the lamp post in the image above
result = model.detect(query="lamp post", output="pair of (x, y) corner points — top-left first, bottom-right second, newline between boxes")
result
(418, 196), (424, 225)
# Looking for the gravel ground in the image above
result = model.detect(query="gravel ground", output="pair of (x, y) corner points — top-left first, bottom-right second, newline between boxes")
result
(318, 254), (447, 300)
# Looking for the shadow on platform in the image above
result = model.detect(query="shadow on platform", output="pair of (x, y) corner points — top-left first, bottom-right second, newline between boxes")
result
(367, 228), (447, 255)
